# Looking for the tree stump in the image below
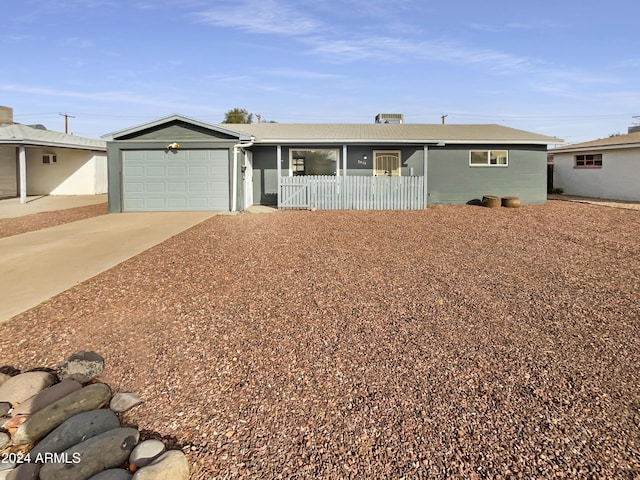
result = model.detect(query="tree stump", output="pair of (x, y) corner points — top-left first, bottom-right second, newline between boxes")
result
(482, 195), (501, 208)
(501, 196), (521, 208)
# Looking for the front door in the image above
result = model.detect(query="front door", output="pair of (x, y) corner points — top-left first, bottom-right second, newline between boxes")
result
(373, 151), (401, 176)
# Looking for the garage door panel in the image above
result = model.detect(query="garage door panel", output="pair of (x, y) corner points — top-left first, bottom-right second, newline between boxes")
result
(124, 182), (144, 193)
(146, 183), (165, 193)
(145, 166), (166, 177)
(122, 150), (229, 211)
(167, 182), (187, 193)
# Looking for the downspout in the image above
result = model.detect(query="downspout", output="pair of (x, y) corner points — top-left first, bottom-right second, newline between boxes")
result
(232, 137), (255, 212)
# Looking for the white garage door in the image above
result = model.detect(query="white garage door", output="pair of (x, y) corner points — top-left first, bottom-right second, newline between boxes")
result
(122, 149), (229, 211)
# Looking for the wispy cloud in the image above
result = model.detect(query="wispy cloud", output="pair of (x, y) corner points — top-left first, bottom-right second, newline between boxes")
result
(260, 68), (343, 80)
(307, 35), (540, 73)
(0, 84), (199, 111)
(61, 37), (95, 48)
(470, 21), (560, 33)
(195, 0), (319, 36)
(611, 57), (640, 69)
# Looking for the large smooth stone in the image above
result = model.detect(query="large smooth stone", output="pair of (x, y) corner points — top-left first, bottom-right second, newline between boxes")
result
(109, 393), (143, 414)
(12, 379), (82, 417)
(5, 463), (40, 480)
(0, 373), (10, 387)
(31, 409), (120, 457)
(0, 402), (11, 416)
(0, 469), (13, 479)
(88, 469), (132, 480)
(39, 427), (139, 480)
(56, 352), (105, 384)
(0, 372), (56, 404)
(12, 383), (111, 446)
(0, 432), (9, 448)
(129, 439), (165, 468)
(131, 450), (189, 480)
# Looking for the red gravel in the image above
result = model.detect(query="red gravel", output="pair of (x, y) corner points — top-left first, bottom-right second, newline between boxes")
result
(0, 203), (107, 239)
(1, 201), (639, 479)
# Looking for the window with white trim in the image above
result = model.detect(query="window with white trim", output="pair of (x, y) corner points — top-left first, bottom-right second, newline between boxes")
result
(575, 154), (602, 168)
(289, 149), (339, 176)
(469, 150), (508, 166)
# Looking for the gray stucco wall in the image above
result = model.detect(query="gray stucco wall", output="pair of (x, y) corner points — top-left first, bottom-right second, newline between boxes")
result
(427, 145), (548, 205)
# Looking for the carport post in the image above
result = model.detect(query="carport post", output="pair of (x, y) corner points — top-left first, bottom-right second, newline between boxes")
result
(276, 145), (282, 209)
(19, 145), (26, 204)
(423, 145), (428, 208)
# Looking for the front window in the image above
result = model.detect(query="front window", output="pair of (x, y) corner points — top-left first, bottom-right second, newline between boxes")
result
(290, 149), (339, 176)
(470, 150), (508, 166)
(575, 154), (602, 168)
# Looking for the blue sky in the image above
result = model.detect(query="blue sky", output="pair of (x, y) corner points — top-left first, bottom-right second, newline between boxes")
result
(2, 0), (639, 144)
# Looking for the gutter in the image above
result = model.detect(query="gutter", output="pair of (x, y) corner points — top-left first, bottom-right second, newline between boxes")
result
(232, 137), (255, 212)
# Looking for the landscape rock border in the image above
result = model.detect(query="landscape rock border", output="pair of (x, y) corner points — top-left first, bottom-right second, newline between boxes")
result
(0, 352), (189, 480)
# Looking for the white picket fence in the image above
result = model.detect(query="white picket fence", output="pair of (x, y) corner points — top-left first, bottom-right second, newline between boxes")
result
(279, 175), (425, 210)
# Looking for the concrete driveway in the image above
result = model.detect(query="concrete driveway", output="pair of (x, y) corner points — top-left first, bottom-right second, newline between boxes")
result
(0, 194), (108, 218)
(0, 211), (223, 323)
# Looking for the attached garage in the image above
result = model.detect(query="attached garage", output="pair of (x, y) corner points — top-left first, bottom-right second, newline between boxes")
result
(122, 149), (229, 211)
(105, 115), (253, 213)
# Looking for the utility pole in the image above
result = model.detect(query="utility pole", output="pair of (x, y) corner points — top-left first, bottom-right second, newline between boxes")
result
(441, 114), (448, 125)
(59, 112), (75, 134)
(256, 113), (262, 124)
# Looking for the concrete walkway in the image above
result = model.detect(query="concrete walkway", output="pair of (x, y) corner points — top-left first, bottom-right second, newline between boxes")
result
(0, 195), (108, 218)
(548, 194), (640, 211)
(0, 211), (222, 323)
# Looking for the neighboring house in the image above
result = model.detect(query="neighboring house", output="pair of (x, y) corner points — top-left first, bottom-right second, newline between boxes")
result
(550, 130), (640, 201)
(104, 114), (562, 212)
(0, 107), (107, 202)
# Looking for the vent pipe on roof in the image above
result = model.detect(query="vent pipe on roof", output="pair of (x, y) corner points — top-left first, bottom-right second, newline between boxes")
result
(0, 106), (13, 125)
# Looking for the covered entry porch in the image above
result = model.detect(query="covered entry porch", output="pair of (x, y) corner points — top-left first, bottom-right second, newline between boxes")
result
(248, 143), (430, 210)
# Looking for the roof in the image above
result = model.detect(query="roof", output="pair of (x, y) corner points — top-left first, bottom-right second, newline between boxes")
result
(550, 132), (640, 153)
(102, 114), (562, 145)
(0, 123), (106, 151)
(222, 123), (563, 145)
(551, 131), (640, 153)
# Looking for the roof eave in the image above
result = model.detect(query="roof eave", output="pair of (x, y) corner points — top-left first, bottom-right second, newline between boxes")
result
(251, 138), (562, 145)
(0, 139), (106, 151)
(551, 142), (640, 153)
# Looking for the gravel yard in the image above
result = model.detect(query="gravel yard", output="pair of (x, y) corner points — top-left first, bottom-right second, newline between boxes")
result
(1, 201), (639, 479)
(0, 202), (107, 239)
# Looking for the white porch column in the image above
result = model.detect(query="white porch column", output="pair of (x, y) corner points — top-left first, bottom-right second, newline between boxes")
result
(342, 145), (347, 176)
(423, 145), (428, 208)
(19, 145), (27, 204)
(276, 145), (282, 209)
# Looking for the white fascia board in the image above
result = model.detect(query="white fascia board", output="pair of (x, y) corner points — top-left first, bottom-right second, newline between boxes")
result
(0, 139), (106, 151)
(252, 138), (560, 145)
(551, 143), (640, 153)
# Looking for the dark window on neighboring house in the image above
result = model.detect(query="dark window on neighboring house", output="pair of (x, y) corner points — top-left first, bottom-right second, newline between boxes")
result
(575, 154), (602, 168)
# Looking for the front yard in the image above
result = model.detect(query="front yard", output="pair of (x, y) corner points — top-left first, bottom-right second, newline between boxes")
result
(1, 202), (639, 478)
